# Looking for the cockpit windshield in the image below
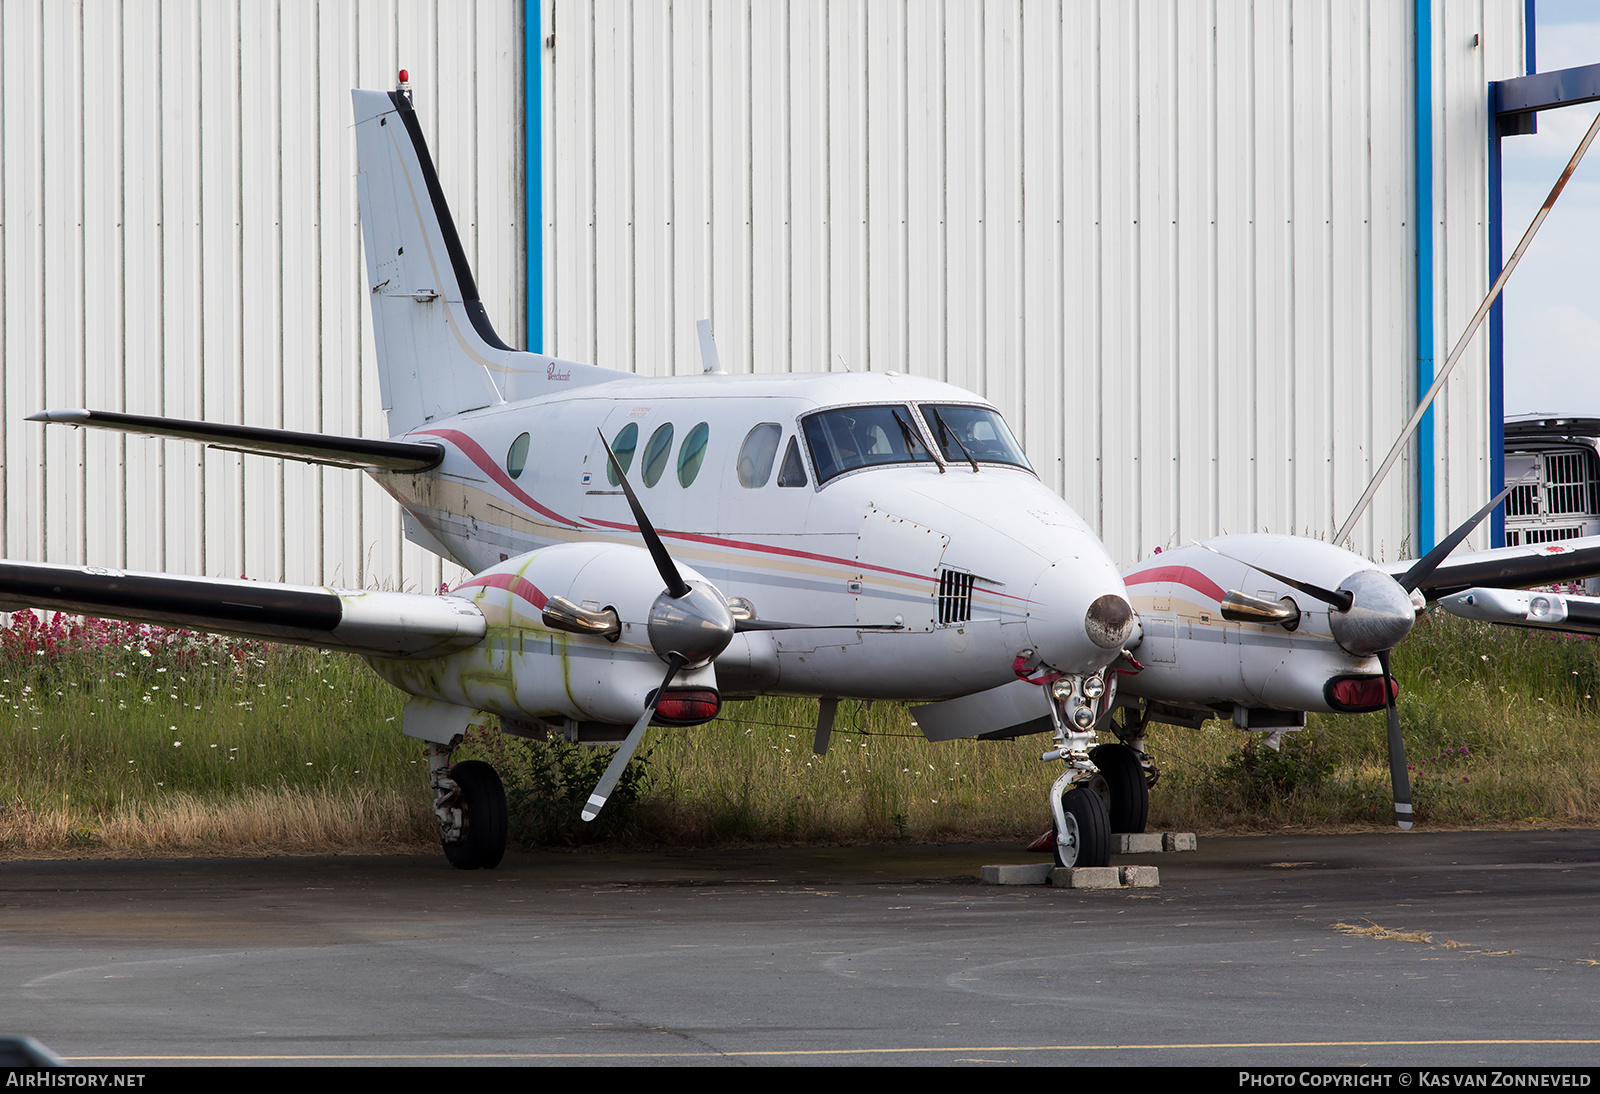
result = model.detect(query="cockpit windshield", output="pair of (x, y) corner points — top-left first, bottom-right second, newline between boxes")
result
(802, 405), (936, 483)
(920, 404), (1032, 471)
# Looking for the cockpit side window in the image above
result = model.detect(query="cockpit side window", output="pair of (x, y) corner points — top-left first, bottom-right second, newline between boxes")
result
(920, 404), (1032, 471)
(777, 436), (808, 488)
(737, 423), (782, 488)
(800, 405), (935, 483)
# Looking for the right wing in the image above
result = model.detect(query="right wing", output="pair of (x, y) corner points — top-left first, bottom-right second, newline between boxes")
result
(27, 408), (443, 472)
(0, 560), (482, 658)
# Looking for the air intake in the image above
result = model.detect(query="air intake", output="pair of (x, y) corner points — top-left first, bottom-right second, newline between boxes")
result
(938, 569), (975, 624)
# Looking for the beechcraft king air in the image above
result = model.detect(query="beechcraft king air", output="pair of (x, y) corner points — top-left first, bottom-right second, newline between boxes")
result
(11, 80), (1600, 870)
(3, 81), (1140, 870)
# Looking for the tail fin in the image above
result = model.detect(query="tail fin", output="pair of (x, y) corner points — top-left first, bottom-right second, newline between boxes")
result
(352, 89), (504, 432)
(352, 87), (618, 434)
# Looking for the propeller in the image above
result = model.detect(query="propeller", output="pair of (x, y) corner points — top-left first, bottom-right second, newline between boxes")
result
(577, 431), (901, 821)
(577, 431), (736, 821)
(1202, 482), (1517, 829)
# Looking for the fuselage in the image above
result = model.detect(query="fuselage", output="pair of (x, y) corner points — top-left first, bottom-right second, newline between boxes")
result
(369, 370), (1130, 703)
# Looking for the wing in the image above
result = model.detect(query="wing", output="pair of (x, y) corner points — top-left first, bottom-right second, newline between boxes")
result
(28, 408), (443, 472)
(1379, 535), (1600, 600)
(0, 560), (483, 657)
(1437, 586), (1600, 636)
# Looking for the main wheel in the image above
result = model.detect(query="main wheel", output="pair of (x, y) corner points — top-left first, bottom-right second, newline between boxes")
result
(442, 760), (509, 871)
(1090, 743), (1149, 834)
(1054, 786), (1111, 869)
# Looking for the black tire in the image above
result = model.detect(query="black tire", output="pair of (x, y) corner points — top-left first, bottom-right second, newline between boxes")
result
(442, 760), (509, 870)
(1054, 786), (1111, 869)
(1090, 742), (1149, 834)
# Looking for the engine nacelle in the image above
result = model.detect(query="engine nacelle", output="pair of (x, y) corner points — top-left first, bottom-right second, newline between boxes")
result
(1118, 535), (1394, 719)
(365, 542), (720, 730)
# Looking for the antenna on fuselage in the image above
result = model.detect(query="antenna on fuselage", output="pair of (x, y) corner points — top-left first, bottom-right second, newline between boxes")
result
(696, 319), (725, 375)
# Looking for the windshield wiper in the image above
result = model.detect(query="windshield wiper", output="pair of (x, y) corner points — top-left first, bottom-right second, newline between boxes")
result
(891, 409), (943, 474)
(934, 412), (980, 473)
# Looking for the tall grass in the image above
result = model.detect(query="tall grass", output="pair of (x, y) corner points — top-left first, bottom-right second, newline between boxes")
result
(3, 607), (1599, 855)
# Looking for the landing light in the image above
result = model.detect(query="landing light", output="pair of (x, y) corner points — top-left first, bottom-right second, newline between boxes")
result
(1071, 705), (1096, 730)
(1082, 674), (1105, 700)
(1049, 678), (1075, 702)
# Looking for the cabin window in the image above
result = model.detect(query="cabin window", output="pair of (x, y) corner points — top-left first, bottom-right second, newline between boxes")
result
(678, 422), (710, 487)
(737, 423), (782, 487)
(919, 404), (1032, 470)
(641, 423), (674, 487)
(605, 422), (639, 486)
(506, 432), (530, 480)
(777, 436), (808, 487)
(801, 405), (935, 483)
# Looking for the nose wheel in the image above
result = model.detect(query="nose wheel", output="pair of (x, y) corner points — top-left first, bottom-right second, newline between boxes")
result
(1053, 785), (1111, 868)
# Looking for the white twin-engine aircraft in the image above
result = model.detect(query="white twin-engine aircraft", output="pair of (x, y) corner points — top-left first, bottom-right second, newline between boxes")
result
(9, 82), (1599, 870)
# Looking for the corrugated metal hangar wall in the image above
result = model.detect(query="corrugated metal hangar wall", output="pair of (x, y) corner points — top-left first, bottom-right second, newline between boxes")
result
(1, 0), (1523, 589)
(0, 0), (524, 592)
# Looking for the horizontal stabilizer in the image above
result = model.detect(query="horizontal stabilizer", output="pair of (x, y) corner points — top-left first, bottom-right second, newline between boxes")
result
(1382, 535), (1600, 600)
(0, 560), (483, 657)
(28, 409), (443, 472)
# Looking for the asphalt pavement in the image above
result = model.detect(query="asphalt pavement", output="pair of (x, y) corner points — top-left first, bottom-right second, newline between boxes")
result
(2, 830), (1598, 1066)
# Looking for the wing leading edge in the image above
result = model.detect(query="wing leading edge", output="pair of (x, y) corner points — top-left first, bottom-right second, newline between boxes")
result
(0, 560), (483, 658)
(1380, 535), (1600, 600)
(27, 409), (444, 472)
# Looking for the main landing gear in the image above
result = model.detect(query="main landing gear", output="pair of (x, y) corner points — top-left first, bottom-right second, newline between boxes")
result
(427, 741), (509, 870)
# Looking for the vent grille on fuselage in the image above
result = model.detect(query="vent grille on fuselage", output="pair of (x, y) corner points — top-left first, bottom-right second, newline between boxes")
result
(938, 569), (975, 624)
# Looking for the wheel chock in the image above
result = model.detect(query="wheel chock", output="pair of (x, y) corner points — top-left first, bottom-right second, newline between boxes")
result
(1114, 832), (1197, 854)
(1049, 865), (1160, 888)
(980, 863), (1055, 886)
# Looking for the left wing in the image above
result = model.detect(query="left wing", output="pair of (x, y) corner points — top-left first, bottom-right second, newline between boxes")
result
(0, 560), (483, 657)
(1437, 586), (1600, 636)
(1379, 536), (1600, 600)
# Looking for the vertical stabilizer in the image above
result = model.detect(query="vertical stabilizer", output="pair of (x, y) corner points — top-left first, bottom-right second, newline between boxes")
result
(351, 87), (618, 435)
(352, 88), (504, 432)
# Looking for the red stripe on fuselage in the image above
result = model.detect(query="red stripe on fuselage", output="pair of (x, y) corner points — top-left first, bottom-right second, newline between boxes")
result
(415, 431), (1037, 605)
(1123, 565), (1227, 605)
(413, 427), (582, 528)
(455, 571), (549, 611)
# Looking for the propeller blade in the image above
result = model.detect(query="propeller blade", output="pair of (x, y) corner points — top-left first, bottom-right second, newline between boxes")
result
(1396, 478), (1523, 594)
(582, 653), (687, 822)
(597, 429), (691, 599)
(1377, 648), (1413, 831)
(1195, 542), (1354, 612)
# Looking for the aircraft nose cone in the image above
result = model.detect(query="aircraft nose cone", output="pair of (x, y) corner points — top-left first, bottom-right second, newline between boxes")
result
(1328, 569), (1415, 656)
(1028, 559), (1133, 675)
(1085, 593), (1135, 650)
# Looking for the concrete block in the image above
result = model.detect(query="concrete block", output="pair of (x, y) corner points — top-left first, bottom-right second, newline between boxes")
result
(980, 863), (1054, 886)
(1051, 866), (1121, 888)
(1120, 865), (1160, 887)
(1163, 832), (1198, 852)
(1116, 833), (1164, 854)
